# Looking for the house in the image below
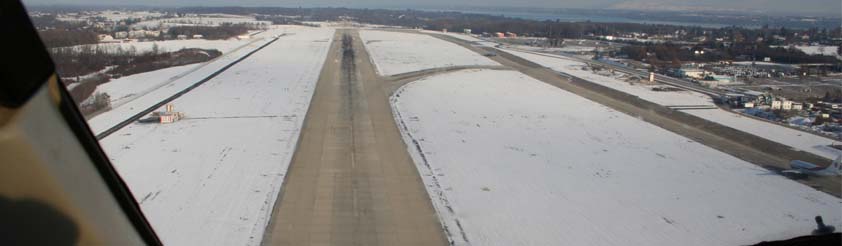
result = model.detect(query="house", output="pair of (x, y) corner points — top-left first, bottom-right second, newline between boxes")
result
(505, 32), (517, 38)
(494, 32), (505, 38)
(176, 34), (188, 40)
(463, 29), (472, 34)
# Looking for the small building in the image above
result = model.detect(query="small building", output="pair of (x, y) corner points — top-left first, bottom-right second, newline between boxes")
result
(192, 34), (204, 39)
(237, 35), (250, 40)
(177, 34), (188, 40)
(97, 34), (114, 42)
(139, 104), (184, 124)
(442, 28), (447, 33)
(505, 32), (517, 38)
(744, 102), (755, 108)
(494, 32), (505, 38)
(114, 31), (128, 39)
(792, 103), (803, 111)
(145, 30), (161, 38)
(463, 29), (472, 34)
(771, 100), (782, 110)
(128, 30), (146, 39)
(782, 100), (793, 110)
(680, 68), (706, 79)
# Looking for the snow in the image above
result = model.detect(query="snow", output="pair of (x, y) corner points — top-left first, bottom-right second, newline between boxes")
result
(391, 69), (842, 246)
(98, 11), (165, 21)
(513, 44), (597, 53)
(504, 48), (842, 160)
(95, 63), (203, 106)
(732, 61), (799, 68)
(794, 46), (840, 57)
(66, 39), (253, 55)
(85, 34), (276, 135)
(360, 30), (499, 76)
(98, 26), (334, 245)
(85, 25), (306, 134)
(506, 49), (714, 107)
(133, 15), (270, 29)
(419, 30), (484, 42)
(772, 45), (842, 60)
(683, 109), (842, 159)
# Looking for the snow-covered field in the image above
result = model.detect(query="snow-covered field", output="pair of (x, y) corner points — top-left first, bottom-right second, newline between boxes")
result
(95, 63), (203, 106)
(360, 30), (498, 76)
(794, 46), (840, 57)
(85, 35), (272, 134)
(771, 45), (841, 60)
(391, 69), (842, 246)
(504, 49), (842, 160)
(86, 26), (307, 134)
(683, 109), (842, 159)
(419, 30), (484, 42)
(65, 39), (253, 55)
(133, 15), (270, 29)
(513, 44), (597, 53)
(99, 27), (334, 245)
(506, 49), (714, 107)
(97, 11), (165, 21)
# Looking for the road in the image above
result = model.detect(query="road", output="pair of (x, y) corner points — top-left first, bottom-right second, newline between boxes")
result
(427, 32), (842, 197)
(262, 30), (448, 245)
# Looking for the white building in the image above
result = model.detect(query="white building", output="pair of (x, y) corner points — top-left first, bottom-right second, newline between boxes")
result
(145, 30), (161, 38)
(114, 31), (128, 39)
(128, 30), (146, 39)
(192, 34), (204, 39)
(782, 100), (793, 110)
(771, 100), (782, 110)
(681, 68), (706, 79)
(97, 34), (114, 42)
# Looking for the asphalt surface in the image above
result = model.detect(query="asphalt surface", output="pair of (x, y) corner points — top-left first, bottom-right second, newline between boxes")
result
(262, 30), (448, 246)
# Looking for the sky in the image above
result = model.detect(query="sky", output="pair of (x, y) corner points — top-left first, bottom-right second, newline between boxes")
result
(25, 0), (842, 16)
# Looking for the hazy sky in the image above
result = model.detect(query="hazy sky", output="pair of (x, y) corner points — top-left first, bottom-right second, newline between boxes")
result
(25, 0), (842, 16)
